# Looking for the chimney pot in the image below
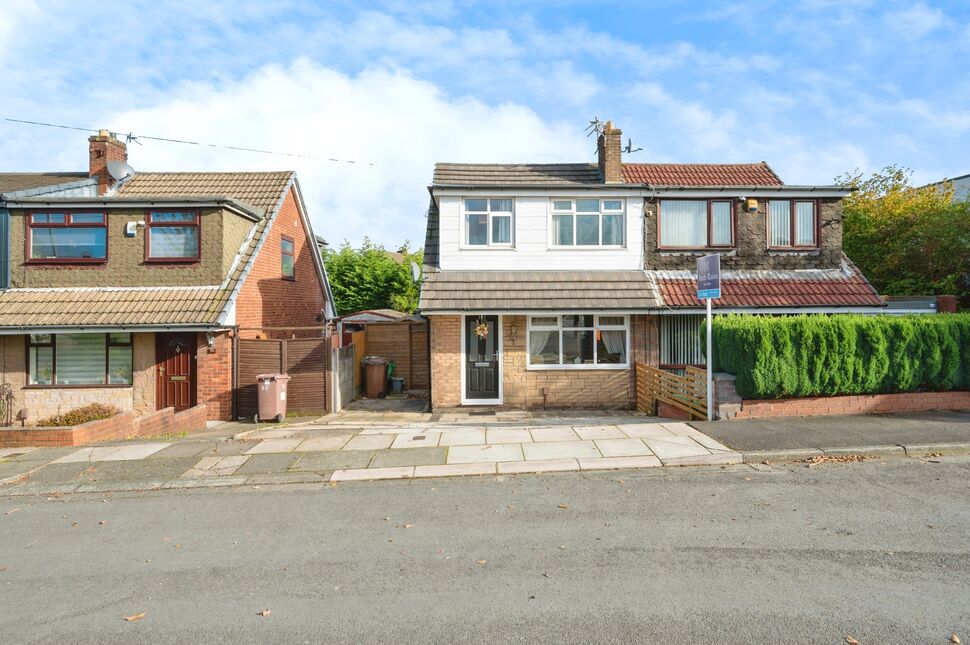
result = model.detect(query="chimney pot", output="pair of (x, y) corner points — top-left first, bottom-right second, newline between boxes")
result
(597, 121), (623, 184)
(88, 129), (128, 195)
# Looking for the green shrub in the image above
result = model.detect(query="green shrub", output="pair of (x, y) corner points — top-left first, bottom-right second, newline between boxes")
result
(712, 313), (970, 399)
(37, 403), (120, 427)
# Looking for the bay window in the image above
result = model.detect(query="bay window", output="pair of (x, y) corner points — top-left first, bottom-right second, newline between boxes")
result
(658, 200), (734, 248)
(528, 315), (628, 368)
(147, 211), (200, 261)
(28, 333), (133, 386)
(551, 199), (624, 247)
(768, 200), (816, 248)
(27, 212), (107, 262)
(464, 199), (513, 246)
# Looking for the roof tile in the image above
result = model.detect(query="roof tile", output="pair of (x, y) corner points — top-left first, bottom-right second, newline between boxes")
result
(622, 162), (783, 186)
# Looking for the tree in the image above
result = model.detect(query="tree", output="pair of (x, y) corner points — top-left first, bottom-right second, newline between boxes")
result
(837, 166), (970, 308)
(322, 239), (422, 315)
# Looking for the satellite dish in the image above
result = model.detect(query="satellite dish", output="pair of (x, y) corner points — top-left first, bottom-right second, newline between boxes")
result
(410, 261), (421, 283)
(107, 160), (135, 181)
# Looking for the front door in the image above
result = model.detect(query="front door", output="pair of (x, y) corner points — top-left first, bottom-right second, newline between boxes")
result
(156, 333), (196, 412)
(465, 315), (499, 401)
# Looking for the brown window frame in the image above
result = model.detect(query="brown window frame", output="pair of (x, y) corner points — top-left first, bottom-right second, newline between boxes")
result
(656, 199), (736, 251)
(280, 235), (296, 281)
(766, 199), (819, 250)
(144, 210), (201, 263)
(25, 332), (133, 388)
(26, 211), (108, 264)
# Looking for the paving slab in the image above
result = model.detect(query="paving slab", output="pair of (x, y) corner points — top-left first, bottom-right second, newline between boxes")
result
(73, 457), (199, 482)
(233, 453), (301, 475)
(296, 434), (354, 451)
(291, 450), (374, 471)
(391, 433), (441, 449)
(447, 443), (524, 464)
(160, 475), (249, 489)
(618, 424), (677, 440)
(370, 447), (446, 468)
(642, 437), (709, 460)
(522, 440), (600, 461)
(195, 441), (253, 457)
(0, 460), (48, 483)
(578, 456), (663, 471)
(497, 459), (580, 474)
(341, 434), (393, 450)
(414, 463), (496, 478)
(53, 443), (170, 463)
(245, 438), (304, 455)
(0, 447), (37, 459)
(573, 425), (626, 440)
(10, 462), (98, 484)
(594, 438), (653, 457)
(150, 441), (219, 459)
(485, 429), (533, 444)
(529, 426), (580, 442)
(330, 466), (414, 482)
(183, 455), (250, 478)
(438, 428), (486, 446)
(3, 446), (76, 462)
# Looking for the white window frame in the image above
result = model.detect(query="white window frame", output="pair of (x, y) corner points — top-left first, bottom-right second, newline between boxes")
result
(461, 197), (514, 249)
(548, 198), (625, 249)
(526, 314), (630, 370)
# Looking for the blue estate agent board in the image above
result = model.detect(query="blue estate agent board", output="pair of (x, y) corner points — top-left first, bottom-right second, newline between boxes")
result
(697, 254), (721, 300)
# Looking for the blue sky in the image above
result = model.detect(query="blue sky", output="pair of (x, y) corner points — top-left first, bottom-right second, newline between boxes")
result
(2, 0), (968, 248)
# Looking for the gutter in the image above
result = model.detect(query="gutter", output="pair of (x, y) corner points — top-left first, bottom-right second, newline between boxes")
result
(5, 197), (263, 222)
(0, 324), (230, 335)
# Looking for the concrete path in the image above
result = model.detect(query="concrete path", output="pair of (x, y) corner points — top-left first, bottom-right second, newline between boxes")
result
(0, 414), (740, 495)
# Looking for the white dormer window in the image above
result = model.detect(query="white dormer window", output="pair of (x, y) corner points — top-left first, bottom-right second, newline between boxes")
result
(464, 198), (513, 247)
(550, 199), (624, 247)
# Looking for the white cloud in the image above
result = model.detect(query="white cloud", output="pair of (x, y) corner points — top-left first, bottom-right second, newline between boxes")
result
(105, 59), (589, 247)
(885, 3), (946, 38)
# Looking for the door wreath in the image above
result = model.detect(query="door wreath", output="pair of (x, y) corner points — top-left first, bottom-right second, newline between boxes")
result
(473, 318), (489, 339)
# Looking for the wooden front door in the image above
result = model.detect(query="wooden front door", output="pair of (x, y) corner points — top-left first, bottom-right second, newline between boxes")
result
(156, 333), (196, 411)
(465, 315), (499, 400)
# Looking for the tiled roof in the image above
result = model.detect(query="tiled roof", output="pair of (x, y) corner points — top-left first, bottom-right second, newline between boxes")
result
(652, 261), (883, 308)
(420, 271), (660, 311)
(433, 163), (602, 186)
(117, 171), (293, 213)
(621, 162), (783, 186)
(0, 287), (229, 328)
(0, 172), (89, 193)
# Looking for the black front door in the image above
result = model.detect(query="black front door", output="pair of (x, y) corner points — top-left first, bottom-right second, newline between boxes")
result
(465, 315), (499, 400)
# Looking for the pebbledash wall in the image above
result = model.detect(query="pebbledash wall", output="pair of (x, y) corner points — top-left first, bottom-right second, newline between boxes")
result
(430, 315), (659, 410)
(235, 187), (326, 340)
(0, 332), (155, 422)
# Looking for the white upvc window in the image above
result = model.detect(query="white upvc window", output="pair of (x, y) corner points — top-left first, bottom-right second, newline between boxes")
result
(527, 314), (629, 369)
(464, 198), (513, 247)
(550, 198), (624, 247)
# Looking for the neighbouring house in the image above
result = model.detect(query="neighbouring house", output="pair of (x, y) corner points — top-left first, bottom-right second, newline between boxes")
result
(923, 172), (970, 202)
(419, 120), (890, 410)
(0, 130), (335, 424)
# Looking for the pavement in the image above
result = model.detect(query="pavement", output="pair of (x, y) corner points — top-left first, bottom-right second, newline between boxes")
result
(695, 410), (970, 462)
(1, 457), (968, 643)
(0, 411), (741, 495)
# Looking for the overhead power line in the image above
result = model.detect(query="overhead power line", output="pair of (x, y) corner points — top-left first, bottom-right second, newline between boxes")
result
(3, 117), (374, 166)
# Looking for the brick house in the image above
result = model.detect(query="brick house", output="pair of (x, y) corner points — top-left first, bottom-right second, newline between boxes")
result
(0, 131), (335, 423)
(419, 121), (886, 410)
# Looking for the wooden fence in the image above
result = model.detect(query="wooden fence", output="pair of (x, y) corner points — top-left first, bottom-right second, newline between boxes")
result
(237, 337), (329, 419)
(635, 362), (707, 420)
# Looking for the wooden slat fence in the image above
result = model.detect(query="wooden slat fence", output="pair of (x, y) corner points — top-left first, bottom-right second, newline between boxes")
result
(237, 337), (329, 419)
(635, 362), (707, 420)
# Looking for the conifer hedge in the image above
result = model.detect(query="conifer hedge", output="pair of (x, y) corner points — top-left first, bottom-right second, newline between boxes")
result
(708, 314), (970, 399)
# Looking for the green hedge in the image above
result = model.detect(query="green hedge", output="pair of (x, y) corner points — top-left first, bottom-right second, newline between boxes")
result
(708, 314), (970, 399)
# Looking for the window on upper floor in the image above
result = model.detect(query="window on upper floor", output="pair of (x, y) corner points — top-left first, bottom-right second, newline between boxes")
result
(658, 200), (734, 249)
(28, 332), (132, 386)
(527, 314), (628, 368)
(27, 212), (107, 262)
(768, 200), (817, 248)
(550, 199), (624, 247)
(464, 198), (513, 247)
(281, 236), (295, 280)
(146, 211), (200, 261)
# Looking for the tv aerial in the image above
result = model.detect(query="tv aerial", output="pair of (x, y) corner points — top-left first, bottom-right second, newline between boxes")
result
(624, 139), (643, 154)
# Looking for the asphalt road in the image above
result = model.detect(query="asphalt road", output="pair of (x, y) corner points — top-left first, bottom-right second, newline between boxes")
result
(1, 458), (969, 644)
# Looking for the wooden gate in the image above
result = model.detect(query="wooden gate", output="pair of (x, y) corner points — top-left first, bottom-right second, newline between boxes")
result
(237, 337), (329, 419)
(635, 363), (707, 420)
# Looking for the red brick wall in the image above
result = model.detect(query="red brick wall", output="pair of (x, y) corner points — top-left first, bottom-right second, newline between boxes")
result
(733, 391), (970, 419)
(196, 331), (233, 421)
(235, 187), (326, 339)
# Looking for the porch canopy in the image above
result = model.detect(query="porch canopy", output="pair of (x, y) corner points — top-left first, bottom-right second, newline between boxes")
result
(419, 270), (661, 313)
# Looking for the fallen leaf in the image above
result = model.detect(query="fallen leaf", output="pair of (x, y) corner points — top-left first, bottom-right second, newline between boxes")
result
(845, 636), (859, 644)
(124, 612), (146, 622)
(951, 635), (960, 644)
(476, 559), (487, 565)
(558, 504), (568, 509)
(4, 508), (20, 516)
(257, 609), (271, 617)
(403, 523), (413, 529)
(743, 477), (752, 481)
(71, 522), (78, 528)
(528, 595), (535, 600)
(99, 520), (106, 526)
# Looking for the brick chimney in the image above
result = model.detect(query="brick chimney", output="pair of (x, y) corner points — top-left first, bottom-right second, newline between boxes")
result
(597, 120), (623, 184)
(88, 129), (128, 195)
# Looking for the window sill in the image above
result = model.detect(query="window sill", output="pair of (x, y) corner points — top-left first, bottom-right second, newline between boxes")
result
(657, 248), (736, 254)
(767, 247), (820, 254)
(526, 364), (630, 371)
(459, 245), (516, 251)
(281, 276), (296, 282)
(24, 384), (133, 389)
(25, 259), (107, 266)
(547, 246), (627, 251)
(144, 258), (201, 264)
